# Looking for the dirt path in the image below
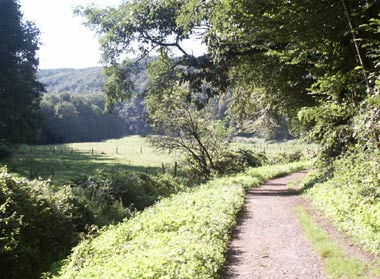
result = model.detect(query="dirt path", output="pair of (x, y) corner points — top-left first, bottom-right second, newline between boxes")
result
(222, 171), (326, 279)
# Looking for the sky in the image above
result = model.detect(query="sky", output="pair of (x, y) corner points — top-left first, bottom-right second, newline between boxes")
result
(19, 0), (206, 70)
(19, 0), (121, 69)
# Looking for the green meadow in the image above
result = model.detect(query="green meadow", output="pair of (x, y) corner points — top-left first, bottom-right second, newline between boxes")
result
(1, 136), (314, 186)
(1, 136), (178, 185)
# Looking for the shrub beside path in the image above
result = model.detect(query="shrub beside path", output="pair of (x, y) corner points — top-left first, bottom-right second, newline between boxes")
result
(222, 171), (326, 279)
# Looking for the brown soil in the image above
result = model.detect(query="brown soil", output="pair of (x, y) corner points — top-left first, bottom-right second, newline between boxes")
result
(222, 171), (326, 279)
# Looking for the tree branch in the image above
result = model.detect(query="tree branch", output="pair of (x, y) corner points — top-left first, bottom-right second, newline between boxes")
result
(140, 32), (189, 56)
(341, 0), (371, 94)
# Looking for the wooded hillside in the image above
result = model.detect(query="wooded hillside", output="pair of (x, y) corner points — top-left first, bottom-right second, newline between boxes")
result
(38, 67), (105, 95)
(37, 67), (150, 143)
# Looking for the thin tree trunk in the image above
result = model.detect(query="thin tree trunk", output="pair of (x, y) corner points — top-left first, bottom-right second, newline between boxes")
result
(341, 0), (371, 94)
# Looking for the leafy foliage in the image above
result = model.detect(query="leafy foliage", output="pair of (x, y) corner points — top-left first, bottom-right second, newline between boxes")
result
(38, 68), (105, 95)
(0, 168), (77, 279)
(71, 170), (186, 220)
(76, 0), (227, 103)
(40, 93), (128, 143)
(298, 103), (356, 162)
(49, 162), (308, 279)
(0, 142), (12, 159)
(78, 0), (380, 157)
(0, 0), (44, 144)
(306, 151), (380, 254)
(0, 165), (188, 279)
(147, 79), (233, 178)
(214, 149), (267, 176)
(38, 66), (151, 143)
(206, 0), (380, 155)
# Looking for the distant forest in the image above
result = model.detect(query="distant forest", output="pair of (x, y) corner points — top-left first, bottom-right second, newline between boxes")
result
(38, 67), (105, 94)
(38, 66), (150, 143)
(38, 66), (291, 144)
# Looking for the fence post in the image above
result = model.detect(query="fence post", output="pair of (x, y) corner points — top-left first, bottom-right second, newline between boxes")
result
(29, 157), (33, 179)
(174, 161), (177, 177)
(161, 163), (165, 174)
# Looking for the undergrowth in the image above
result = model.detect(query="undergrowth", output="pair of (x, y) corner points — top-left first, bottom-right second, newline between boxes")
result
(305, 151), (380, 255)
(48, 161), (308, 279)
(0, 168), (186, 279)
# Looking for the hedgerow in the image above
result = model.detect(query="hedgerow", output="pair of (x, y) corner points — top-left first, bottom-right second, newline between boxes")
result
(0, 168), (77, 279)
(306, 151), (380, 254)
(50, 161), (309, 279)
(0, 168), (187, 279)
(69, 170), (187, 226)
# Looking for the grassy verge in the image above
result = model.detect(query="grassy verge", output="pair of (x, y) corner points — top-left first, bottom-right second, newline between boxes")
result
(296, 207), (369, 279)
(48, 162), (308, 279)
(303, 152), (380, 255)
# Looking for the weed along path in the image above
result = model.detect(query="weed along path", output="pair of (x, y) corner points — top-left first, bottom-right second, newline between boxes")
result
(223, 171), (326, 279)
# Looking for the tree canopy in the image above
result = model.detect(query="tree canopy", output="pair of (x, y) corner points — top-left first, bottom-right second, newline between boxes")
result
(0, 0), (44, 144)
(79, 0), (380, 160)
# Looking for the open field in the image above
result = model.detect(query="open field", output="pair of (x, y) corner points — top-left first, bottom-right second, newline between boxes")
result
(0, 136), (316, 185)
(1, 136), (178, 185)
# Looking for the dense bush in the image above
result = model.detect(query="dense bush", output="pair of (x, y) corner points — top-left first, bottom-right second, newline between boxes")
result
(0, 168), (77, 279)
(49, 161), (309, 279)
(214, 148), (267, 175)
(0, 158), (308, 279)
(69, 170), (186, 226)
(0, 142), (12, 159)
(0, 167), (189, 279)
(269, 150), (304, 165)
(306, 151), (380, 254)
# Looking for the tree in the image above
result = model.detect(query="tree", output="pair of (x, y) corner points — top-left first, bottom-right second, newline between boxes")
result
(40, 93), (128, 143)
(146, 57), (231, 178)
(205, 0), (380, 156)
(80, 0), (380, 159)
(76, 0), (228, 108)
(77, 1), (234, 177)
(0, 0), (44, 144)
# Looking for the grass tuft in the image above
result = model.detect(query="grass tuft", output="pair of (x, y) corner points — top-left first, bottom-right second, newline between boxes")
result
(296, 207), (370, 279)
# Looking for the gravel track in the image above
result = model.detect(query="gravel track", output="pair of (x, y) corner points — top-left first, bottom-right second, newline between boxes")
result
(222, 171), (326, 279)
